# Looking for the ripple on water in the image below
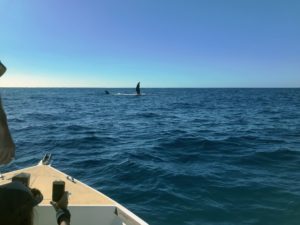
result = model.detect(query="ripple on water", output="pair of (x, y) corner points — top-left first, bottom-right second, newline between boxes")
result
(2, 88), (300, 225)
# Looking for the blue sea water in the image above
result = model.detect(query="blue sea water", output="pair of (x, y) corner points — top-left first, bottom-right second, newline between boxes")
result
(1, 88), (300, 225)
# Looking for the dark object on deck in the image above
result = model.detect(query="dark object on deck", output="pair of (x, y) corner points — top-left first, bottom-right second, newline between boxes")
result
(42, 153), (52, 165)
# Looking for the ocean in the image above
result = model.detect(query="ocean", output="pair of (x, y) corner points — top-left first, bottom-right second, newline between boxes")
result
(1, 88), (300, 225)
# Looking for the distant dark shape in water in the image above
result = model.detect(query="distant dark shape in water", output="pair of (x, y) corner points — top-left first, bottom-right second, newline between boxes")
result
(105, 90), (110, 95)
(0, 61), (7, 77)
(136, 82), (141, 96)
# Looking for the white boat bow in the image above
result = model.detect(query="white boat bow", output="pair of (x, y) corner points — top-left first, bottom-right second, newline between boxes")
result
(0, 158), (149, 225)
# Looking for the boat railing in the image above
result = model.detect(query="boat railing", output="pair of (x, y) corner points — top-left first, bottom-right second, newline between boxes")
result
(115, 205), (149, 225)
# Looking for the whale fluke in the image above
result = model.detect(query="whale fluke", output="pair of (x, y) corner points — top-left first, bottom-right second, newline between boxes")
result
(136, 82), (141, 95)
(105, 90), (110, 95)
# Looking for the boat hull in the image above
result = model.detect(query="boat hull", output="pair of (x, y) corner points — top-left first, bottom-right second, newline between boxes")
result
(0, 164), (148, 225)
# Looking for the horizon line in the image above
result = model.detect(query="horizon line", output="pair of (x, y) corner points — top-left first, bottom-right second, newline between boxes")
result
(0, 86), (299, 89)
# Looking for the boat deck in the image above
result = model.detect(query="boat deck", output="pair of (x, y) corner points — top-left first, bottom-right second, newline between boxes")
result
(0, 164), (115, 206)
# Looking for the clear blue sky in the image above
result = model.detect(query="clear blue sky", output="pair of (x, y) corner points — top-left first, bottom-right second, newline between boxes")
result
(0, 0), (299, 87)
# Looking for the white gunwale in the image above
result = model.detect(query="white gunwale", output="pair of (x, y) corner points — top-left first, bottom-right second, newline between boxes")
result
(0, 163), (149, 225)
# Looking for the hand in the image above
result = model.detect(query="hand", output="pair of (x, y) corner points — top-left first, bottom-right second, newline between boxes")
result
(50, 192), (71, 225)
(0, 99), (15, 165)
(50, 191), (69, 210)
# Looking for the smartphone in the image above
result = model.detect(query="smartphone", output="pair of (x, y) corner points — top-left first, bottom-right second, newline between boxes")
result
(52, 180), (65, 202)
(12, 173), (31, 187)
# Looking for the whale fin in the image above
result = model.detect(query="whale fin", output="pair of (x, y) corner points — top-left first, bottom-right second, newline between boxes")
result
(136, 82), (141, 95)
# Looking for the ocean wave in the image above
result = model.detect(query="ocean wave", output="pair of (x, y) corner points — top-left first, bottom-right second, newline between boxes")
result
(131, 112), (162, 119)
(2, 88), (300, 225)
